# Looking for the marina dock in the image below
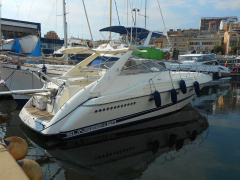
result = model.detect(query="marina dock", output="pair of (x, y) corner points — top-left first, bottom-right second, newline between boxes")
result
(0, 144), (29, 180)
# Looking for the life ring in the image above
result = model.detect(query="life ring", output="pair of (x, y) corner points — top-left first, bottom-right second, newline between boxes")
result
(179, 79), (187, 94)
(164, 52), (171, 60)
(171, 88), (177, 104)
(153, 91), (161, 107)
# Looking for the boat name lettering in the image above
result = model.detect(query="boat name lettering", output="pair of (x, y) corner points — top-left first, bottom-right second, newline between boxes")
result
(66, 120), (117, 138)
(23, 115), (32, 124)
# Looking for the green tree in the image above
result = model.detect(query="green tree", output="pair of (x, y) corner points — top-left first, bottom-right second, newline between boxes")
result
(231, 45), (240, 55)
(213, 45), (224, 54)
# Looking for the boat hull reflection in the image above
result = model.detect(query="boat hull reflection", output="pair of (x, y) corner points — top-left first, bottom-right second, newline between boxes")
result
(22, 104), (208, 180)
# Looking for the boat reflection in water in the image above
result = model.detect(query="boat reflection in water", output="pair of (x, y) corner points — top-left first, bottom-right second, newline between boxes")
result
(191, 81), (231, 114)
(21, 104), (208, 180)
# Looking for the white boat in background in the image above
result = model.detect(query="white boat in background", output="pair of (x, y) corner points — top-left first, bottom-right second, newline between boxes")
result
(164, 54), (230, 79)
(0, 35), (39, 54)
(0, 62), (73, 104)
(17, 46), (212, 139)
(19, 35), (39, 54)
(0, 0), (84, 104)
(0, 39), (14, 51)
(0, 33), (75, 104)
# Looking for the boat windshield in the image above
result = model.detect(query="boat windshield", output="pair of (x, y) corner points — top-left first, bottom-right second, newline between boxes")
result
(179, 56), (199, 61)
(120, 59), (166, 75)
(89, 61), (116, 69)
(87, 58), (166, 75)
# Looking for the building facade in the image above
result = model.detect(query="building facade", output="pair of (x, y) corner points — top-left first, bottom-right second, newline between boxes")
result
(1, 18), (41, 39)
(224, 31), (239, 54)
(200, 16), (238, 32)
(154, 28), (222, 55)
(188, 35), (222, 53)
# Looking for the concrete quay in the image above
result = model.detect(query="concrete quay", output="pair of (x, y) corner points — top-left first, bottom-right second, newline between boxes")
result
(0, 143), (29, 180)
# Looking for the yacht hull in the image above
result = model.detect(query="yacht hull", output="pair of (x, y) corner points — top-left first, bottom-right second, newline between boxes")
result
(19, 82), (208, 140)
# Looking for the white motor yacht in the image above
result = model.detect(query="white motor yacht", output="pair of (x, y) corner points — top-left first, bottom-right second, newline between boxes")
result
(19, 46), (212, 139)
(164, 54), (230, 79)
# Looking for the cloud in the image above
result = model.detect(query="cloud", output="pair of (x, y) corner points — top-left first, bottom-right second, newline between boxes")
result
(198, 0), (208, 6)
(214, 0), (240, 10)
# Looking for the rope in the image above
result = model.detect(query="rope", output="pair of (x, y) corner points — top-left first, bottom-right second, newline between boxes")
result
(148, 79), (156, 94)
(27, 0), (35, 21)
(114, 0), (121, 25)
(1, 69), (17, 82)
(169, 70), (174, 89)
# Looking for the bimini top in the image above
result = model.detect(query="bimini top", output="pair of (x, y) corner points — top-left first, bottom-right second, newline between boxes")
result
(99, 26), (165, 39)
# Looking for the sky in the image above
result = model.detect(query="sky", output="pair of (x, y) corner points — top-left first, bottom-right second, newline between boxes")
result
(1, 0), (240, 41)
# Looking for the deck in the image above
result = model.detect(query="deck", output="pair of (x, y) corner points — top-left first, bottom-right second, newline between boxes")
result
(25, 107), (54, 122)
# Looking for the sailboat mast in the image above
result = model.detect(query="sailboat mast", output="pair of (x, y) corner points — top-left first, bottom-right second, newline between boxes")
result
(82, 0), (94, 47)
(156, 0), (172, 50)
(109, 0), (112, 40)
(63, 0), (68, 49)
(0, 0), (2, 42)
(127, 0), (128, 26)
(145, 0), (147, 28)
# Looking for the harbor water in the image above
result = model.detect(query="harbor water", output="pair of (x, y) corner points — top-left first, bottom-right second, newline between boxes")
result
(0, 77), (240, 180)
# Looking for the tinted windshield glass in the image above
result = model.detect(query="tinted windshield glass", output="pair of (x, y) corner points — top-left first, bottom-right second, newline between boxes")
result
(121, 59), (166, 75)
(179, 56), (199, 61)
(90, 61), (116, 69)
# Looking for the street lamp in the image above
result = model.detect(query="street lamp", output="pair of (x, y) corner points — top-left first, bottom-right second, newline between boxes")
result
(132, 8), (140, 26)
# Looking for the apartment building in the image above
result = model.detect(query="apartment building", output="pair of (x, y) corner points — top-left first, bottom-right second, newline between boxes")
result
(200, 16), (238, 32)
(223, 21), (240, 54)
(154, 29), (222, 55)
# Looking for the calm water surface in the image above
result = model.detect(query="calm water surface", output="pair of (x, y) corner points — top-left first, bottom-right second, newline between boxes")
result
(0, 77), (240, 180)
